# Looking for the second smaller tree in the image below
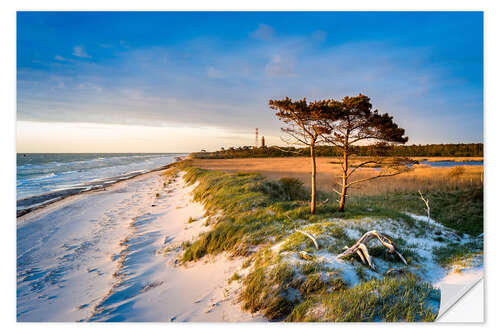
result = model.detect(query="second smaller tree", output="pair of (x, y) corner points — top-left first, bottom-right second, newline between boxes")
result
(269, 97), (326, 214)
(318, 94), (411, 212)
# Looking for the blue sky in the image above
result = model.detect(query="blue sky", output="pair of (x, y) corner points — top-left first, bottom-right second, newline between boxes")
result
(17, 11), (483, 152)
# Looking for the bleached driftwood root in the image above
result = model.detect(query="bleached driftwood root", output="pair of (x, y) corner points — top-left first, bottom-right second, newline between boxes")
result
(295, 229), (319, 250)
(355, 243), (374, 269)
(336, 230), (407, 271)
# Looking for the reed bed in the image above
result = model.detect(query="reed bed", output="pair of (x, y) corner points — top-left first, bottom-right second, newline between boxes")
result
(191, 157), (483, 197)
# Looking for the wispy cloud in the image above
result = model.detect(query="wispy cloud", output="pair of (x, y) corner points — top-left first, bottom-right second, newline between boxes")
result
(265, 54), (296, 78)
(54, 55), (68, 61)
(17, 15), (483, 146)
(72, 46), (91, 58)
(18, 37), (482, 145)
(251, 23), (275, 41)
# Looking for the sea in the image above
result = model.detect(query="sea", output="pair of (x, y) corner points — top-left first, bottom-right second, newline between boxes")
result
(17, 153), (186, 216)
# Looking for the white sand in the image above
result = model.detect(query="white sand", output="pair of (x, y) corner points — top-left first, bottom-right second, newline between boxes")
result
(17, 170), (265, 322)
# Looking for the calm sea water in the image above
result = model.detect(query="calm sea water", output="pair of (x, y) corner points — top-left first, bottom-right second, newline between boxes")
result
(17, 153), (185, 213)
(419, 160), (483, 167)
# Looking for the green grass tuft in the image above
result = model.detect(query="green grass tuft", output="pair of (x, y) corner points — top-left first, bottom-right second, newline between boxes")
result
(228, 272), (241, 284)
(433, 240), (483, 269)
(349, 187), (483, 236)
(286, 276), (440, 322)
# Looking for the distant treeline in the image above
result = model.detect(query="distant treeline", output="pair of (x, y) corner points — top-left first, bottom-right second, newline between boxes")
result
(192, 143), (483, 159)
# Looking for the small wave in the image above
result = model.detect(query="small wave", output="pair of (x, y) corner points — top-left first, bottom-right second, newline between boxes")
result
(122, 169), (146, 175)
(17, 154), (186, 205)
(28, 172), (57, 181)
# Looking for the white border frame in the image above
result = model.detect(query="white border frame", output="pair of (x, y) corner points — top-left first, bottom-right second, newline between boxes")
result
(3, 1), (497, 331)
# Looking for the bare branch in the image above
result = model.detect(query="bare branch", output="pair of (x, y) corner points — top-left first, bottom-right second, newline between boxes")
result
(346, 170), (403, 189)
(332, 188), (348, 197)
(332, 188), (342, 196)
(418, 190), (431, 222)
(346, 160), (380, 178)
(319, 134), (344, 148)
(348, 135), (383, 145)
(280, 128), (309, 146)
(295, 229), (319, 250)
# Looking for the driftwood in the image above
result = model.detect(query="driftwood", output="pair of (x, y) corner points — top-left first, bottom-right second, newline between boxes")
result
(355, 243), (373, 269)
(418, 190), (431, 222)
(336, 230), (407, 270)
(295, 229), (319, 250)
(283, 214), (319, 250)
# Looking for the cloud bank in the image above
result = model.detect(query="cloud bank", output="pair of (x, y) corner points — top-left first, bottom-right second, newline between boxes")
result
(17, 12), (483, 150)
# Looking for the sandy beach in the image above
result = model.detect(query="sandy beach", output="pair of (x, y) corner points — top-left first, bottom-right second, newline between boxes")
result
(17, 168), (266, 322)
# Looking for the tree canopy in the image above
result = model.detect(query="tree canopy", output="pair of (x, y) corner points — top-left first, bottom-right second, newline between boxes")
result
(269, 97), (327, 146)
(317, 94), (408, 147)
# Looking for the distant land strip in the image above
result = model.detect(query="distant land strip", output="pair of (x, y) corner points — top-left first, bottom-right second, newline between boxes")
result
(192, 143), (483, 159)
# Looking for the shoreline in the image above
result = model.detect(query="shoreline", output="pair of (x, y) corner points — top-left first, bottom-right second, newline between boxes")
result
(17, 158), (185, 219)
(17, 167), (263, 322)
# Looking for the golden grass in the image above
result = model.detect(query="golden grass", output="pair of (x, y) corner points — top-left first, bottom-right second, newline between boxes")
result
(190, 157), (483, 196)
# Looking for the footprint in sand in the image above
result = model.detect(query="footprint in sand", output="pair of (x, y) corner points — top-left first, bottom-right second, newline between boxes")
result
(205, 302), (220, 313)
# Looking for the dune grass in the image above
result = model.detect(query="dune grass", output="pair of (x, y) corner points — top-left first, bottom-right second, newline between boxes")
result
(287, 275), (439, 322)
(238, 248), (347, 320)
(433, 240), (483, 269)
(228, 272), (241, 284)
(173, 164), (456, 321)
(180, 166), (421, 262)
(180, 164), (482, 266)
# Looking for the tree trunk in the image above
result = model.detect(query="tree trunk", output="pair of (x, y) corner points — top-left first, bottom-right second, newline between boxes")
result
(310, 144), (317, 215)
(338, 148), (348, 212)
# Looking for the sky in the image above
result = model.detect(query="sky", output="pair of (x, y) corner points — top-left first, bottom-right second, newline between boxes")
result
(16, 11), (483, 153)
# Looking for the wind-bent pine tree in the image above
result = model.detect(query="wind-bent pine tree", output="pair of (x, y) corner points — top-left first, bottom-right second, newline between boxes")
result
(318, 94), (410, 212)
(269, 98), (327, 214)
